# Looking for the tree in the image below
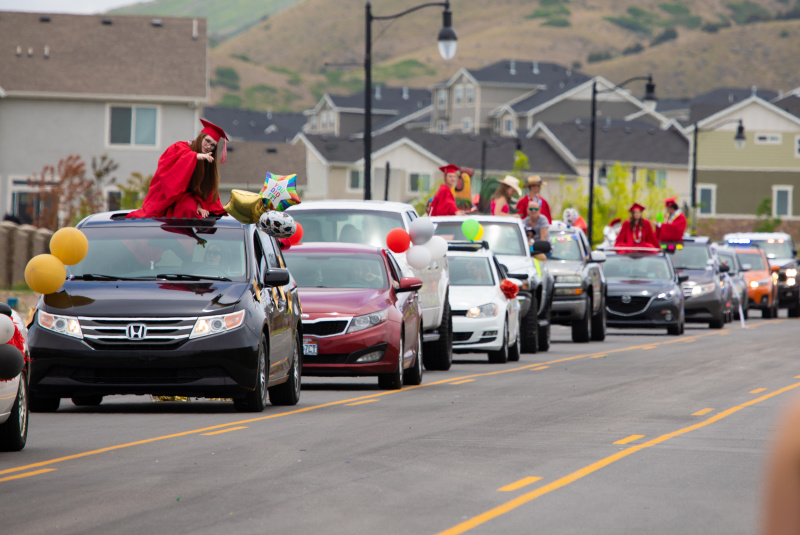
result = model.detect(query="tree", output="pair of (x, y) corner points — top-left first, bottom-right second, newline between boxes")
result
(118, 172), (153, 210)
(754, 197), (781, 232)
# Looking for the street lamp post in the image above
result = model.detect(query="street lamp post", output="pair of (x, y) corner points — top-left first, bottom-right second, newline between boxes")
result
(588, 75), (656, 247)
(364, 1), (457, 201)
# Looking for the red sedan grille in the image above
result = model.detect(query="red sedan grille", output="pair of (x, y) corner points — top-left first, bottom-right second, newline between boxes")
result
(303, 320), (349, 337)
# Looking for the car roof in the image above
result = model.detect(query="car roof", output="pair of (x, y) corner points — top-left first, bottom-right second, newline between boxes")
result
(78, 211), (248, 229)
(724, 231), (793, 241)
(287, 200), (415, 214)
(432, 215), (522, 225)
(283, 242), (384, 255)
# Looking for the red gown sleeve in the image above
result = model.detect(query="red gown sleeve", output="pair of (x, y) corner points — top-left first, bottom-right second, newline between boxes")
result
(642, 220), (661, 249)
(657, 213), (687, 242)
(615, 221), (632, 247)
(516, 195), (529, 219)
(127, 142), (198, 219)
(429, 184), (458, 216)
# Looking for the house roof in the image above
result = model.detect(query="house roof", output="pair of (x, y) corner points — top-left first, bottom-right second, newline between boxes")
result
(202, 107), (305, 143)
(0, 11), (206, 100)
(455, 60), (587, 88)
(688, 87), (778, 124)
(327, 86), (431, 115)
(300, 130), (576, 176)
(773, 94), (800, 119)
(538, 119), (688, 165)
(219, 141), (306, 187)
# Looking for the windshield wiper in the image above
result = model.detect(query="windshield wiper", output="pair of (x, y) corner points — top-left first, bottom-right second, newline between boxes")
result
(71, 273), (156, 281)
(156, 273), (232, 282)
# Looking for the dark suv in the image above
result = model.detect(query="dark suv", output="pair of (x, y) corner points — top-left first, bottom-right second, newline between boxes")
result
(667, 237), (731, 328)
(28, 212), (302, 413)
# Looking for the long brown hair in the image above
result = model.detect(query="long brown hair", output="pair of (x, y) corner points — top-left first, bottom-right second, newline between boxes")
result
(188, 133), (220, 201)
(492, 183), (513, 202)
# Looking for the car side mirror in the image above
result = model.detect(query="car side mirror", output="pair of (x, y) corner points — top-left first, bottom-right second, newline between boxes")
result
(678, 274), (689, 283)
(771, 265), (781, 273)
(589, 251), (606, 263)
(396, 277), (423, 293)
(263, 268), (290, 287)
(740, 263), (751, 272)
(719, 263), (730, 273)
(507, 273), (529, 281)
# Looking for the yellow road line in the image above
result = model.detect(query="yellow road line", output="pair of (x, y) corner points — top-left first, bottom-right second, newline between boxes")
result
(530, 365), (550, 370)
(750, 388), (767, 394)
(452, 379), (476, 385)
(0, 469), (56, 483)
(590, 354), (608, 359)
(613, 434), (644, 445)
(498, 477), (542, 492)
(346, 399), (379, 406)
(692, 408), (714, 416)
(436, 380), (800, 535)
(201, 426), (248, 436)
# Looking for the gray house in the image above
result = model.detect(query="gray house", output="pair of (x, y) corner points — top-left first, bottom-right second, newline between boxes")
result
(0, 11), (208, 223)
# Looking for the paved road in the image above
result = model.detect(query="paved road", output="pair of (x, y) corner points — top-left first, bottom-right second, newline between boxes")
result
(2, 313), (798, 535)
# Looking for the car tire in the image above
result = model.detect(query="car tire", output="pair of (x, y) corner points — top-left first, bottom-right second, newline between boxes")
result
(520, 293), (539, 354)
(709, 312), (725, 329)
(403, 326), (424, 386)
(537, 294), (551, 353)
(71, 395), (103, 407)
(572, 296), (592, 343)
(488, 319), (509, 364)
(590, 293), (606, 342)
(788, 303), (800, 318)
(667, 318), (684, 336)
(379, 335), (404, 390)
(235, 335), (269, 412)
(0, 372), (28, 451)
(508, 320), (521, 362)
(30, 394), (60, 413)
(423, 297), (453, 371)
(269, 331), (302, 406)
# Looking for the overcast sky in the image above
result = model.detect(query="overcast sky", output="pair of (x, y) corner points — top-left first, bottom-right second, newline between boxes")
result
(0, 0), (141, 14)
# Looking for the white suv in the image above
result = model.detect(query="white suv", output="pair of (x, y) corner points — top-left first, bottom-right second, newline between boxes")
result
(287, 201), (453, 370)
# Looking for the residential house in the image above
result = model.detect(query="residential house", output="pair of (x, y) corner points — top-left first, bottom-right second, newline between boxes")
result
(202, 106), (305, 143)
(0, 11), (208, 223)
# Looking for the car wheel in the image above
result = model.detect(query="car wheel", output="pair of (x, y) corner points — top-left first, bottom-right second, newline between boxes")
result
(520, 293), (539, 354)
(379, 335), (404, 390)
(488, 319), (509, 364)
(709, 312), (725, 329)
(508, 319), (521, 362)
(537, 293), (551, 353)
(234, 335), (269, 412)
(403, 326), (424, 386)
(572, 296), (592, 343)
(423, 296), (453, 371)
(269, 331), (302, 406)
(30, 394), (60, 413)
(667, 319), (683, 336)
(72, 395), (103, 407)
(0, 372), (28, 451)
(788, 303), (800, 318)
(590, 293), (606, 342)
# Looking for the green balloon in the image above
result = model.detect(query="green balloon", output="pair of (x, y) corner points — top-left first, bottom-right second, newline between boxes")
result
(656, 211), (665, 223)
(462, 219), (480, 241)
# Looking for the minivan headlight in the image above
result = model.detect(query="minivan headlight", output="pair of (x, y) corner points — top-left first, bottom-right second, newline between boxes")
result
(190, 310), (246, 339)
(346, 309), (389, 334)
(38, 310), (83, 339)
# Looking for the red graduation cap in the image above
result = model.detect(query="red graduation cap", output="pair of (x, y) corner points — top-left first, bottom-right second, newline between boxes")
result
(439, 164), (460, 175)
(664, 197), (678, 206)
(628, 202), (646, 213)
(200, 119), (229, 164)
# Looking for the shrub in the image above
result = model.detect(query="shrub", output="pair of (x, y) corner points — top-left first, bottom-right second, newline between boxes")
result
(604, 16), (652, 34)
(650, 27), (678, 46)
(587, 50), (615, 63)
(659, 2), (690, 16)
(542, 17), (571, 27)
(219, 93), (243, 108)
(526, 4), (570, 18)
(622, 43), (645, 55)
(727, 1), (773, 24)
(213, 66), (240, 90)
(231, 53), (251, 63)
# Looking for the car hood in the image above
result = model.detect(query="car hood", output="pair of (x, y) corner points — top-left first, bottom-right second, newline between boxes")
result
(43, 281), (249, 316)
(606, 279), (676, 297)
(547, 260), (583, 276)
(767, 258), (797, 269)
(298, 288), (391, 317)
(675, 268), (715, 284)
(497, 255), (532, 275)
(449, 286), (498, 310)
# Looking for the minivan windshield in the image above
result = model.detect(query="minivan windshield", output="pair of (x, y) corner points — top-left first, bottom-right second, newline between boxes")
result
(69, 226), (248, 281)
(288, 209), (404, 248)
(434, 221), (526, 256)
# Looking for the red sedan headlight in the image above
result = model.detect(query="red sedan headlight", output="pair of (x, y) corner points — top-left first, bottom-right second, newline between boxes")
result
(346, 308), (389, 334)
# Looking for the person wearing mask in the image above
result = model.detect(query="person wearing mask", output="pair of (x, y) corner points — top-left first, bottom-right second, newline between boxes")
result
(516, 175), (552, 223)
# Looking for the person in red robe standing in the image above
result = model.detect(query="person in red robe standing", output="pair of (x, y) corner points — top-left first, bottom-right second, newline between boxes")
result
(429, 164), (464, 216)
(127, 119), (229, 219)
(516, 175), (552, 222)
(656, 197), (687, 243)
(615, 203), (660, 250)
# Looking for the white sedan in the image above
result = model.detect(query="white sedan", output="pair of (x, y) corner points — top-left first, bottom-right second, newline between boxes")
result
(0, 306), (28, 451)
(447, 244), (521, 363)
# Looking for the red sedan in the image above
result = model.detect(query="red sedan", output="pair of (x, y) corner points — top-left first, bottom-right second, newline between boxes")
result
(282, 243), (423, 389)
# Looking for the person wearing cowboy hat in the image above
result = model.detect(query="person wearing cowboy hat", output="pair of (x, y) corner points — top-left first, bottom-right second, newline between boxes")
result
(429, 164), (466, 216)
(491, 175), (522, 215)
(656, 196), (687, 243)
(516, 175), (552, 223)
(614, 202), (660, 249)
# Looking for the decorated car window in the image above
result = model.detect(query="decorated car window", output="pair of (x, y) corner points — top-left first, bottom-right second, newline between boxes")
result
(549, 233), (583, 261)
(449, 256), (495, 286)
(288, 209), (404, 248)
(602, 255), (671, 281)
(434, 222), (526, 256)
(283, 253), (389, 290)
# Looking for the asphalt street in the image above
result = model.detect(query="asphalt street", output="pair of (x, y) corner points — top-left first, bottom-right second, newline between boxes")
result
(2, 313), (798, 535)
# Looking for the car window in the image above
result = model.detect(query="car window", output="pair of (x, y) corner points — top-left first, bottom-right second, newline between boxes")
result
(283, 252), (389, 289)
(603, 255), (671, 281)
(737, 251), (767, 271)
(750, 239), (794, 259)
(670, 245), (711, 270)
(449, 256), (495, 286)
(717, 252), (737, 271)
(494, 258), (507, 279)
(549, 233), (583, 261)
(435, 222), (526, 256)
(288, 209), (404, 248)
(258, 231), (281, 269)
(386, 253), (403, 284)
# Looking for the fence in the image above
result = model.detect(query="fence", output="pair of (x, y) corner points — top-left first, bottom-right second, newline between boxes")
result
(0, 222), (54, 289)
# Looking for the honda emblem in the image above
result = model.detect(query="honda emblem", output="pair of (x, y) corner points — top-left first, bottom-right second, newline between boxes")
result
(621, 295), (631, 304)
(126, 323), (147, 340)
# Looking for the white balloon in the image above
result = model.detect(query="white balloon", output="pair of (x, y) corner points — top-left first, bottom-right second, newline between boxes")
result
(424, 235), (448, 260)
(409, 217), (435, 245)
(406, 245), (432, 270)
(0, 314), (15, 345)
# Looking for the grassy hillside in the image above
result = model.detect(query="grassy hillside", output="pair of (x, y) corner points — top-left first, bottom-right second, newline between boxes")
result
(205, 0), (800, 112)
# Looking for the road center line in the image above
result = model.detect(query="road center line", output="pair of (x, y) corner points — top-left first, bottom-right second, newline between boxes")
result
(200, 426), (248, 436)
(346, 399), (379, 406)
(613, 434), (645, 445)
(0, 469), (56, 483)
(498, 477), (542, 492)
(436, 381), (800, 535)
(451, 379), (476, 385)
(692, 408), (714, 416)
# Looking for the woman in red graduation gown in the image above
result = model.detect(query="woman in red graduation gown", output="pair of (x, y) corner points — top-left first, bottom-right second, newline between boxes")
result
(615, 203), (660, 250)
(128, 119), (229, 219)
(429, 164), (465, 216)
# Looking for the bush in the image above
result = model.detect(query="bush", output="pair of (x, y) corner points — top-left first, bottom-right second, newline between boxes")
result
(526, 4), (570, 18)
(587, 50), (615, 63)
(604, 16), (652, 34)
(622, 43), (645, 55)
(213, 66), (240, 90)
(542, 17), (571, 27)
(727, 1), (773, 24)
(659, 3), (690, 16)
(650, 27), (678, 46)
(701, 17), (731, 32)
(219, 93), (243, 108)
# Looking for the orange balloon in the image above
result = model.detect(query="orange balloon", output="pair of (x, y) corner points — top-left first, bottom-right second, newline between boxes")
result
(50, 227), (88, 266)
(25, 254), (66, 294)
(289, 222), (304, 245)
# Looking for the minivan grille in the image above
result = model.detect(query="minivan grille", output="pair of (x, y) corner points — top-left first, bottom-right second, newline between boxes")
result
(79, 316), (196, 348)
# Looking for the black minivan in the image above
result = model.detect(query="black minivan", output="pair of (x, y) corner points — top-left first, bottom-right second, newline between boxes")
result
(28, 212), (302, 413)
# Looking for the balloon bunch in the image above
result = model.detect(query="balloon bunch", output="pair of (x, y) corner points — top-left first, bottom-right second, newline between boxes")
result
(385, 218), (448, 270)
(0, 314), (24, 381)
(461, 219), (484, 242)
(24, 227), (88, 295)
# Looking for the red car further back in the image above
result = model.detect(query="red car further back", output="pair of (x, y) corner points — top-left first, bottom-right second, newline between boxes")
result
(282, 243), (423, 389)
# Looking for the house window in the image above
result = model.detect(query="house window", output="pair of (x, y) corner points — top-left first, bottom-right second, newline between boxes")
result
(773, 185), (793, 217)
(309, 116), (317, 132)
(437, 89), (447, 108)
(697, 184), (716, 216)
(437, 121), (446, 133)
(454, 86), (463, 106)
(109, 105), (157, 146)
(755, 133), (782, 145)
(656, 170), (667, 188)
(462, 118), (472, 133)
(107, 191), (122, 211)
(504, 117), (514, 134)
(349, 170), (364, 191)
(409, 173), (431, 193)
(794, 135), (800, 157)
(466, 85), (474, 104)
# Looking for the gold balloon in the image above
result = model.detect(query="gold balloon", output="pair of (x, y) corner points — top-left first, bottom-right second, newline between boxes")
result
(25, 254), (67, 295)
(50, 227), (88, 266)
(475, 224), (484, 241)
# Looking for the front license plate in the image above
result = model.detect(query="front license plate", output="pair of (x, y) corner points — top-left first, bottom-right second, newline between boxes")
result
(303, 338), (318, 356)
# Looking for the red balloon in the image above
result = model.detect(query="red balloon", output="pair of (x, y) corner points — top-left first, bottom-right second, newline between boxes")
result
(386, 228), (411, 253)
(289, 222), (304, 244)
